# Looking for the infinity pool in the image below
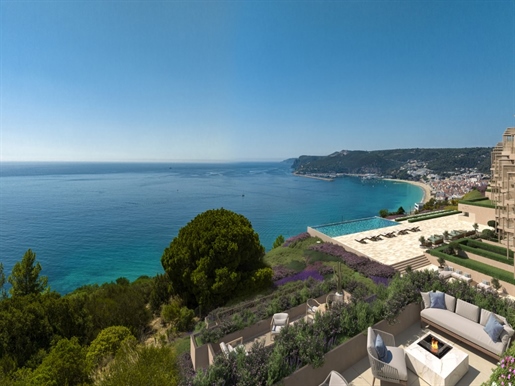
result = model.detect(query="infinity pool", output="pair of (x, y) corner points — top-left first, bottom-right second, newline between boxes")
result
(313, 217), (399, 237)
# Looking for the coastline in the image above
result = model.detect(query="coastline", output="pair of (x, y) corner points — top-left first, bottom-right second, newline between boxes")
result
(383, 178), (431, 204)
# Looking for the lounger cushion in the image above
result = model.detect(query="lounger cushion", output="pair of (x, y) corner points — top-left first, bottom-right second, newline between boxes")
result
(367, 328), (378, 360)
(484, 314), (504, 342)
(429, 291), (446, 309)
(455, 299), (480, 323)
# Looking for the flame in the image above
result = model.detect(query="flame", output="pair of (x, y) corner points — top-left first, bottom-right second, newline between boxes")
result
(431, 337), (439, 351)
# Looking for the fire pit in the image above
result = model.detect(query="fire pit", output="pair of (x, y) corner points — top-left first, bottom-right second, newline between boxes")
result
(417, 334), (452, 359)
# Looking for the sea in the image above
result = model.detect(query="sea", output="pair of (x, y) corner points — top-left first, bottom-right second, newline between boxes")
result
(0, 162), (423, 294)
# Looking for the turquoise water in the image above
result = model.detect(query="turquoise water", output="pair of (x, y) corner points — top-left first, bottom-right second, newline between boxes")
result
(313, 217), (399, 237)
(0, 162), (423, 293)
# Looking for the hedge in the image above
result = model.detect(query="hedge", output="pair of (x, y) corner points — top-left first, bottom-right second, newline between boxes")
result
(459, 199), (496, 209)
(407, 210), (462, 223)
(457, 244), (513, 267)
(430, 249), (515, 286)
(395, 210), (448, 222)
(458, 238), (514, 259)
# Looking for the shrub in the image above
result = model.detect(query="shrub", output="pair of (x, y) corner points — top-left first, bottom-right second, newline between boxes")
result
(271, 265), (296, 282)
(283, 232), (311, 247)
(274, 270), (323, 287)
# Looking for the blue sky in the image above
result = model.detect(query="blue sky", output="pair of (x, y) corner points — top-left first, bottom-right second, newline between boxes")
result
(1, 1), (514, 162)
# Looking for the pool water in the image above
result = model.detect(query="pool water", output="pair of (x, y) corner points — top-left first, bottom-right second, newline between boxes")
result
(313, 217), (399, 237)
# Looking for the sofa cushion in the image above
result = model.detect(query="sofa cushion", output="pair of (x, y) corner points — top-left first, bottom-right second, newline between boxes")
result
(444, 294), (456, 312)
(429, 291), (446, 309)
(455, 299), (480, 323)
(420, 292), (430, 309)
(375, 334), (387, 361)
(421, 307), (507, 356)
(484, 314), (505, 342)
(500, 325), (515, 346)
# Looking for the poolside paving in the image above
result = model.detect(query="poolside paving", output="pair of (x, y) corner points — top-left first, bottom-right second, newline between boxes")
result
(333, 214), (489, 266)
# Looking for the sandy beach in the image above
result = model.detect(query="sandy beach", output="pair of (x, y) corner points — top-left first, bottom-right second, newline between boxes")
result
(383, 179), (432, 204)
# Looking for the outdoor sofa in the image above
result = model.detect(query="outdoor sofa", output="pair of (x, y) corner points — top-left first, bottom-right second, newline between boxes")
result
(420, 290), (514, 359)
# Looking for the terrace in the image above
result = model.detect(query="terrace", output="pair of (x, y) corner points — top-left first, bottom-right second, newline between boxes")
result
(191, 298), (500, 386)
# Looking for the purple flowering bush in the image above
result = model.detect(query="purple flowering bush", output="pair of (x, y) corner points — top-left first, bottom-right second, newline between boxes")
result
(485, 354), (515, 386)
(309, 242), (396, 279)
(306, 261), (334, 276)
(274, 270), (323, 287)
(272, 265), (296, 282)
(283, 232), (311, 247)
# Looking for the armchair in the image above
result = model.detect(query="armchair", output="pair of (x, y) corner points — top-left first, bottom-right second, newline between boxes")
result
(270, 313), (289, 340)
(366, 327), (408, 386)
(318, 370), (349, 386)
(307, 298), (322, 323)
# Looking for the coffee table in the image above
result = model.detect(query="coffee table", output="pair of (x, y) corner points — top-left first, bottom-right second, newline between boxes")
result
(405, 333), (468, 386)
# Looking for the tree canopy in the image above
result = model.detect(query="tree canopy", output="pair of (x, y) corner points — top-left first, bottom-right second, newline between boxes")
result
(8, 249), (48, 297)
(161, 208), (272, 310)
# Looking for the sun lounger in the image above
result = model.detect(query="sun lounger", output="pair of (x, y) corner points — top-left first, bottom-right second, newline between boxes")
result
(355, 238), (368, 244)
(369, 235), (382, 241)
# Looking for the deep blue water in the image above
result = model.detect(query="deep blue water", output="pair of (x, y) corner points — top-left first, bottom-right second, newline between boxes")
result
(0, 162), (423, 294)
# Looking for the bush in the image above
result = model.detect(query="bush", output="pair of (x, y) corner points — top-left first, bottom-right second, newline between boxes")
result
(86, 326), (136, 372)
(162, 298), (195, 332)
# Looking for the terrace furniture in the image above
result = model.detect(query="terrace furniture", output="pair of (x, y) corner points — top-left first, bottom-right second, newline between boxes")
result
(318, 370), (349, 386)
(326, 292), (345, 308)
(355, 238), (368, 244)
(405, 332), (468, 386)
(369, 235), (383, 241)
(270, 313), (289, 340)
(420, 290), (514, 359)
(306, 298), (322, 323)
(409, 226), (421, 232)
(381, 232), (396, 238)
(397, 229), (409, 235)
(367, 327), (408, 386)
(220, 337), (247, 357)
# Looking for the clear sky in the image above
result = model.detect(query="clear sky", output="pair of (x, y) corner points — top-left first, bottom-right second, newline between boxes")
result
(1, 1), (514, 162)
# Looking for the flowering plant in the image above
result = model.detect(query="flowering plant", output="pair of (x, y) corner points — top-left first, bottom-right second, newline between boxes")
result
(489, 355), (515, 386)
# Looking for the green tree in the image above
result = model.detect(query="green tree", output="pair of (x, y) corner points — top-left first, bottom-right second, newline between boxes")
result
(86, 326), (135, 373)
(161, 297), (195, 332)
(272, 235), (285, 249)
(29, 337), (89, 386)
(8, 249), (48, 297)
(97, 343), (179, 386)
(0, 263), (7, 300)
(161, 208), (272, 310)
(379, 209), (389, 218)
(396, 206), (405, 215)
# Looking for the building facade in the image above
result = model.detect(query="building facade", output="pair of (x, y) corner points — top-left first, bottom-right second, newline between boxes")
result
(490, 127), (515, 277)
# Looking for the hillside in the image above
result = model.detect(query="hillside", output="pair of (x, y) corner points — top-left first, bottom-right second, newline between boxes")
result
(291, 147), (492, 177)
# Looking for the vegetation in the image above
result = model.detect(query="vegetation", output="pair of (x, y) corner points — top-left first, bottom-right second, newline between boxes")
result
(452, 238), (514, 264)
(292, 147), (491, 176)
(8, 249), (48, 297)
(161, 208), (273, 311)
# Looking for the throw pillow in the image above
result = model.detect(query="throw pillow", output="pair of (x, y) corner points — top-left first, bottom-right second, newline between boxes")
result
(429, 291), (446, 309)
(484, 314), (504, 342)
(375, 334), (387, 362)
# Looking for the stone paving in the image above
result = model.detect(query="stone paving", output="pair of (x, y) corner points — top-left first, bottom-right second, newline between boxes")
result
(333, 214), (489, 266)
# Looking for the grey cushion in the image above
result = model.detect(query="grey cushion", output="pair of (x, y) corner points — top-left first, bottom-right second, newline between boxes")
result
(484, 314), (504, 342)
(386, 346), (408, 382)
(420, 292), (430, 309)
(501, 325), (515, 346)
(480, 309), (508, 326)
(444, 294), (456, 312)
(455, 299), (480, 323)
(429, 291), (446, 309)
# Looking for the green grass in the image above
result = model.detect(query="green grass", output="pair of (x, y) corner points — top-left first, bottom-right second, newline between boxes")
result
(171, 336), (190, 356)
(264, 237), (337, 272)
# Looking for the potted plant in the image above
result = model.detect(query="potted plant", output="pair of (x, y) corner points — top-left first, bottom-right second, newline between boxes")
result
(419, 236), (426, 247)
(333, 262), (344, 304)
(437, 256), (446, 269)
(491, 277), (501, 292)
(443, 230), (450, 241)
